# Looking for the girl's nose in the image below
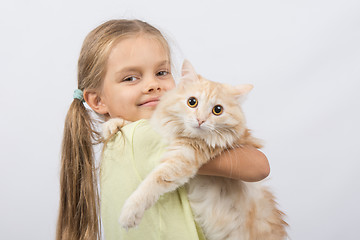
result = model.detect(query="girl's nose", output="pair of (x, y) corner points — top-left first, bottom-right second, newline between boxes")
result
(144, 76), (161, 93)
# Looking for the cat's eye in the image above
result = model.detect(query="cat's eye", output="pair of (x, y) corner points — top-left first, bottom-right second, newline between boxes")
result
(187, 97), (198, 108)
(212, 105), (223, 115)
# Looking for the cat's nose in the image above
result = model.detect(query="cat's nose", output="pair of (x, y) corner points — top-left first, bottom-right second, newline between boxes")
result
(197, 119), (205, 126)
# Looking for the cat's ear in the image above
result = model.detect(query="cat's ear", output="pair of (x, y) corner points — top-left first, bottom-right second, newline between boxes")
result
(178, 60), (200, 89)
(181, 59), (198, 79)
(232, 84), (254, 102)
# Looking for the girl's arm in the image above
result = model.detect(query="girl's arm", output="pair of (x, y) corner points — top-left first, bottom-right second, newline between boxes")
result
(197, 145), (270, 182)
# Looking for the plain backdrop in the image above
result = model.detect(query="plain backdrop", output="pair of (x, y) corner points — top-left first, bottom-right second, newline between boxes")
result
(1, 0), (359, 239)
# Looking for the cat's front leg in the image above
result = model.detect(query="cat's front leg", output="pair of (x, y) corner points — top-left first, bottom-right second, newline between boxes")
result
(118, 190), (148, 230)
(102, 118), (131, 138)
(119, 144), (204, 229)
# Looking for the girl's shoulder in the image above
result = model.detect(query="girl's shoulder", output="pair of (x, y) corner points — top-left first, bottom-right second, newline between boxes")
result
(103, 119), (167, 179)
(130, 119), (165, 150)
(105, 119), (156, 148)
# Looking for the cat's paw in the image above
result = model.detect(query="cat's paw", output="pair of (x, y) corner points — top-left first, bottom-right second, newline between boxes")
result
(118, 197), (146, 230)
(102, 118), (130, 138)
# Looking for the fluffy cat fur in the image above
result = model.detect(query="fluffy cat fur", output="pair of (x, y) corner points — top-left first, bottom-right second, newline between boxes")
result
(102, 60), (288, 240)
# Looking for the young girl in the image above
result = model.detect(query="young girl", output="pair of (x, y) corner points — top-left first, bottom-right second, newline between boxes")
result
(57, 19), (270, 240)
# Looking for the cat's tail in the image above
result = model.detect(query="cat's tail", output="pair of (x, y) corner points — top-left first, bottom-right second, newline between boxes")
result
(246, 186), (288, 240)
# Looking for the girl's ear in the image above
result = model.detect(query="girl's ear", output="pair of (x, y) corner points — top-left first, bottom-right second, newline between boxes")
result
(178, 60), (200, 88)
(231, 84), (254, 103)
(84, 89), (109, 115)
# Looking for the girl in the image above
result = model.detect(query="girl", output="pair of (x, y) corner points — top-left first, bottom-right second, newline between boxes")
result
(57, 19), (270, 240)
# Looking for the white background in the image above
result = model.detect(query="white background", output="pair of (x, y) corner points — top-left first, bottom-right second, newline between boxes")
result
(1, 0), (359, 239)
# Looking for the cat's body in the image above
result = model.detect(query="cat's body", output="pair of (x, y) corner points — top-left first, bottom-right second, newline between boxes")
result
(188, 176), (286, 240)
(102, 61), (287, 240)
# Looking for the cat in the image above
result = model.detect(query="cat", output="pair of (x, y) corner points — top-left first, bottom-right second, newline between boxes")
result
(102, 60), (288, 240)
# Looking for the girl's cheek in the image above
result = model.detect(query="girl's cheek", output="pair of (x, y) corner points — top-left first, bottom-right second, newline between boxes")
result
(167, 80), (176, 90)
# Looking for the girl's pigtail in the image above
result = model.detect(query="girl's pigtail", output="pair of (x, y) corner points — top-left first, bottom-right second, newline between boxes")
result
(57, 99), (101, 240)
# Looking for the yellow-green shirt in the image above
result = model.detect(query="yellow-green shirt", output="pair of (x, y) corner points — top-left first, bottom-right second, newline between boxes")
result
(101, 119), (206, 240)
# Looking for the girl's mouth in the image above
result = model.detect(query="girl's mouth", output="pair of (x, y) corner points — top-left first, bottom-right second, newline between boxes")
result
(140, 100), (159, 107)
(138, 97), (160, 107)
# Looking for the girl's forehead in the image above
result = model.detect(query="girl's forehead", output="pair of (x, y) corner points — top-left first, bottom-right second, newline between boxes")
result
(106, 34), (170, 72)
(110, 34), (168, 59)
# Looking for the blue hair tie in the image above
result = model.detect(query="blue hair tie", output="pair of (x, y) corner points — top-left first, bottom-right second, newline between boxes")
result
(73, 89), (85, 102)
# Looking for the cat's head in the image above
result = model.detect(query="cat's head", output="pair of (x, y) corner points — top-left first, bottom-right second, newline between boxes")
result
(152, 60), (253, 148)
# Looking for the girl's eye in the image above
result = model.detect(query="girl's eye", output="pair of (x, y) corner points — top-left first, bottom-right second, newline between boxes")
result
(123, 76), (138, 82)
(212, 105), (223, 115)
(187, 97), (198, 108)
(156, 71), (169, 76)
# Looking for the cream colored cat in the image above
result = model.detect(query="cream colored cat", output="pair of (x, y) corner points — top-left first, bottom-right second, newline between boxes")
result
(103, 60), (287, 240)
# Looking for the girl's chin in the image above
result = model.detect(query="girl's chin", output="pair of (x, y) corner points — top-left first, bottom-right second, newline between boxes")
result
(136, 109), (157, 120)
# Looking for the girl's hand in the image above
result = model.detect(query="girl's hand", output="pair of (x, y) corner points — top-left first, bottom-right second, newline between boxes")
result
(197, 145), (270, 182)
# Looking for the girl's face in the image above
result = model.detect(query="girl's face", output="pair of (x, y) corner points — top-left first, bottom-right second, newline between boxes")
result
(100, 35), (175, 121)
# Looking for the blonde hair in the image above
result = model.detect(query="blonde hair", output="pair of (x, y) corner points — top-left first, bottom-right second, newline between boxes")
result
(57, 19), (170, 240)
